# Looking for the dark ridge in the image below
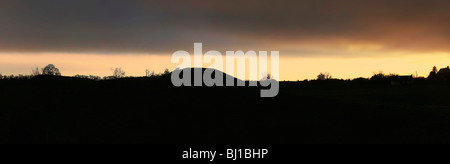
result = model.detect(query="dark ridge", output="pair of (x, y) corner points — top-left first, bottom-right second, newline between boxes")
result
(1, 68), (450, 144)
(170, 67), (250, 86)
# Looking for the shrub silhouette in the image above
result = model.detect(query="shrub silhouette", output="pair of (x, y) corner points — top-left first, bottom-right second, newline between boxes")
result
(145, 69), (151, 77)
(370, 71), (385, 81)
(317, 72), (332, 80)
(163, 68), (170, 75)
(31, 67), (40, 76)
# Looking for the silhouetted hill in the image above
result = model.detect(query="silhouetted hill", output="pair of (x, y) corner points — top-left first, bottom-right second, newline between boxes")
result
(171, 67), (248, 86)
(1, 69), (450, 144)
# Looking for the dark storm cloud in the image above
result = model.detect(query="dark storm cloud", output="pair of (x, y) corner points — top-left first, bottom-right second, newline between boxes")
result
(0, 0), (449, 55)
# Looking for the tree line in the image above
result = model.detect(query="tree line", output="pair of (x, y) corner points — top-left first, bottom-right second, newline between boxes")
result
(0, 64), (171, 80)
(1, 64), (450, 82)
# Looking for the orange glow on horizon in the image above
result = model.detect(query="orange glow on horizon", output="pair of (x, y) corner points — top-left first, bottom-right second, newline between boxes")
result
(0, 52), (450, 81)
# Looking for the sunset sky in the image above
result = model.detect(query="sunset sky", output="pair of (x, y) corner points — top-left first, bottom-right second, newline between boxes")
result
(0, 0), (449, 80)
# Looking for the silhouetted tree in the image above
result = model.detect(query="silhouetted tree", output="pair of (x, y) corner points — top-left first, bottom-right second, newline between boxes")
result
(162, 68), (170, 75)
(42, 64), (61, 76)
(371, 71), (385, 81)
(428, 66), (438, 79)
(112, 68), (126, 78)
(317, 72), (332, 80)
(75, 74), (101, 80)
(144, 69), (157, 77)
(31, 67), (40, 76)
(145, 69), (150, 77)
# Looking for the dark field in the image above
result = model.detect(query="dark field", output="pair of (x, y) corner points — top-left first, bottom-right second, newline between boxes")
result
(1, 74), (450, 144)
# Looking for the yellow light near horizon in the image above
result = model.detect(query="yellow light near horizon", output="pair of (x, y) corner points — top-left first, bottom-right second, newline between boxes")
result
(280, 52), (450, 80)
(0, 52), (449, 81)
(0, 53), (176, 77)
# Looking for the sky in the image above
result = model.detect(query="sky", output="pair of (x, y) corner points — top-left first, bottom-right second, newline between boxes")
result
(0, 0), (449, 80)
